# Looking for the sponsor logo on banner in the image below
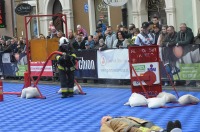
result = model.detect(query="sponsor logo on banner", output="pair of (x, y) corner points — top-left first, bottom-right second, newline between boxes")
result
(75, 50), (98, 78)
(78, 57), (95, 70)
(100, 56), (106, 66)
(132, 62), (160, 86)
(134, 65), (145, 72)
(147, 64), (156, 72)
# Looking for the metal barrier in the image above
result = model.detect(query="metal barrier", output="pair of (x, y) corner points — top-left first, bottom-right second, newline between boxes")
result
(0, 44), (200, 82)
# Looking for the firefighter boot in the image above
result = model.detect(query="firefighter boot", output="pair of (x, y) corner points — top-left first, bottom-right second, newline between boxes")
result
(61, 88), (69, 98)
(68, 88), (74, 97)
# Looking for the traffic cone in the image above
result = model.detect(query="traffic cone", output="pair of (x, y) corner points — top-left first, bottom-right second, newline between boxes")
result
(0, 80), (3, 101)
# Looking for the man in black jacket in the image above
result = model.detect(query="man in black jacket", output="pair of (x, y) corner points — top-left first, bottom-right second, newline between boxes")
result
(176, 23), (194, 46)
(161, 26), (178, 81)
(72, 34), (86, 51)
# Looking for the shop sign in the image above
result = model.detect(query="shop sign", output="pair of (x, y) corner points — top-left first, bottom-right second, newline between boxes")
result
(15, 3), (32, 15)
(103, 0), (128, 6)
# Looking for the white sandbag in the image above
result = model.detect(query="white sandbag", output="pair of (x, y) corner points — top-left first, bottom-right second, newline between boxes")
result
(147, 96), (166, 108)
(25, 87), (40, 99)
(57, 88), (62, 94)
(73, 84), (81, 95)
(125, 93), (147, 107)
(21, 88), (27, 98)
(157, 92), (177, 103)
(178, 94), (200, 105)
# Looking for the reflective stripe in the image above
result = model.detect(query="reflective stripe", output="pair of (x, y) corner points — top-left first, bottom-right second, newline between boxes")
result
(56, 55), (61, 60)
(61, 88), (68, 92)
(68, 88), (73, 92)
(71, 53), (76, 58)
(58, 65), (65, 70)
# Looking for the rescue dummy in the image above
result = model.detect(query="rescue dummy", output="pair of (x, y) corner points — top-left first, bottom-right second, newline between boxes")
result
(100, 116), (182, 132)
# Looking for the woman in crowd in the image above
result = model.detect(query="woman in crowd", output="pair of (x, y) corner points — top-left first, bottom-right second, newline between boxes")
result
(113, 31), (128, 48)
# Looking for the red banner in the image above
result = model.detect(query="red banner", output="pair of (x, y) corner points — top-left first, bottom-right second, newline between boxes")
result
(30, 61), (53, 76)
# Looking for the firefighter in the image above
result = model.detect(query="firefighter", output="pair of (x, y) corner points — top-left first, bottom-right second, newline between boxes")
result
(56, 36), (76, 98)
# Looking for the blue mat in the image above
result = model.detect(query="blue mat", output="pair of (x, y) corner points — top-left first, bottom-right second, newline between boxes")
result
(0, 82), (200, 132)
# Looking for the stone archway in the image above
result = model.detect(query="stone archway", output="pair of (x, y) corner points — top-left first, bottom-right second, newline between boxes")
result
(42, 0), (74, 35)
(131, 0), (176, 28)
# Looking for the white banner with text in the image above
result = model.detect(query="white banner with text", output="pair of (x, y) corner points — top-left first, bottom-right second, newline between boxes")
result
(97, 49), (130, 79)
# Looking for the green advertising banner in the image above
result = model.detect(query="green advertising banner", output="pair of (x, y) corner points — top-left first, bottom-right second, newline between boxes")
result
(16, 65), (27, 76)
(161, 44), (200, 81)
(174, 63), (200, 80)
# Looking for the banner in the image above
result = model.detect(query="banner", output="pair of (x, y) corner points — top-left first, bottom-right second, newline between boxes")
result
(97, 49), (130, 79)
(132, 62), (160, 86)
(161, 45), (200, 80)
(75, 50), (98, 78)
(30, 61), (53, 77)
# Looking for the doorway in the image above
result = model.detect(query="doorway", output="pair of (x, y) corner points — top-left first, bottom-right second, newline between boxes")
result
(147, 0), (167, 24)
(52, 0), (63, 32)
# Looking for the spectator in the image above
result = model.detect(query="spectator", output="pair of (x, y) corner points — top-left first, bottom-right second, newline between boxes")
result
(77, 24), (88, 39)
(157, 25), (168, 46)
(17, 37), (26, 54)
(194, 27), (200, 44)
(176, 23), (195, 87)
(157, 25), (169, 86)
(116, 24), (122, 32)
(94, 38), (107, 51)
(129, 28), (140, 45)
(97, 20), (107, 34)
(0, 39), (5, 51)
(135, 22), (155, 46)
(148, 21), (154, 33)
(4, 38), (18, 53)
(93, 35), (99, 49)
(163, 26), (177, 47)
(153, 23), (161, 44)
(96, 29), (104, 40)
(161, 26), (177, 79)
(113, 31), (128, 48)
(85, 42), (91, 50)
(48, 21), (57, 38)
(127, 23), (136, 39)
(105, 26), (117, 48)
(152, 15), (162, 30)
(85, 35), (95, 49)
(68, 29), (76, 45)
(4, 39), (11, 50)
(123, 26), (129, 36)
(39, 34), (45, 39)
(57, 31), (64, 38)
(72, 34), (86, 51)
(79, 32), (87, 41)
(176, 23), (194, 46)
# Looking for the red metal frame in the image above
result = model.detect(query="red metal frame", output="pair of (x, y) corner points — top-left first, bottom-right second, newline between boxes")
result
(25, 14), (68, 88)
(128, 45), (162, 98)
(3, 14), (86, 98)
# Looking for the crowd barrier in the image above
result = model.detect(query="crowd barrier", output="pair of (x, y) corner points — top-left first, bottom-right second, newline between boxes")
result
(0, 44), (199, 81)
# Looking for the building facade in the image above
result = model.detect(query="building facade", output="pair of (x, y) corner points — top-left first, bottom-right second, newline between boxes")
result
(0, 0), (15, 37)
(39, 0), (200, 34)
(13, 0), (200, 39)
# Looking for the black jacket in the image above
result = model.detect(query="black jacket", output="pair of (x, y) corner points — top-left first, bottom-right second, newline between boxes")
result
(72, 40), (86, 51)
(176, 27), (194, 45)
(162, 32), (177, 47)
